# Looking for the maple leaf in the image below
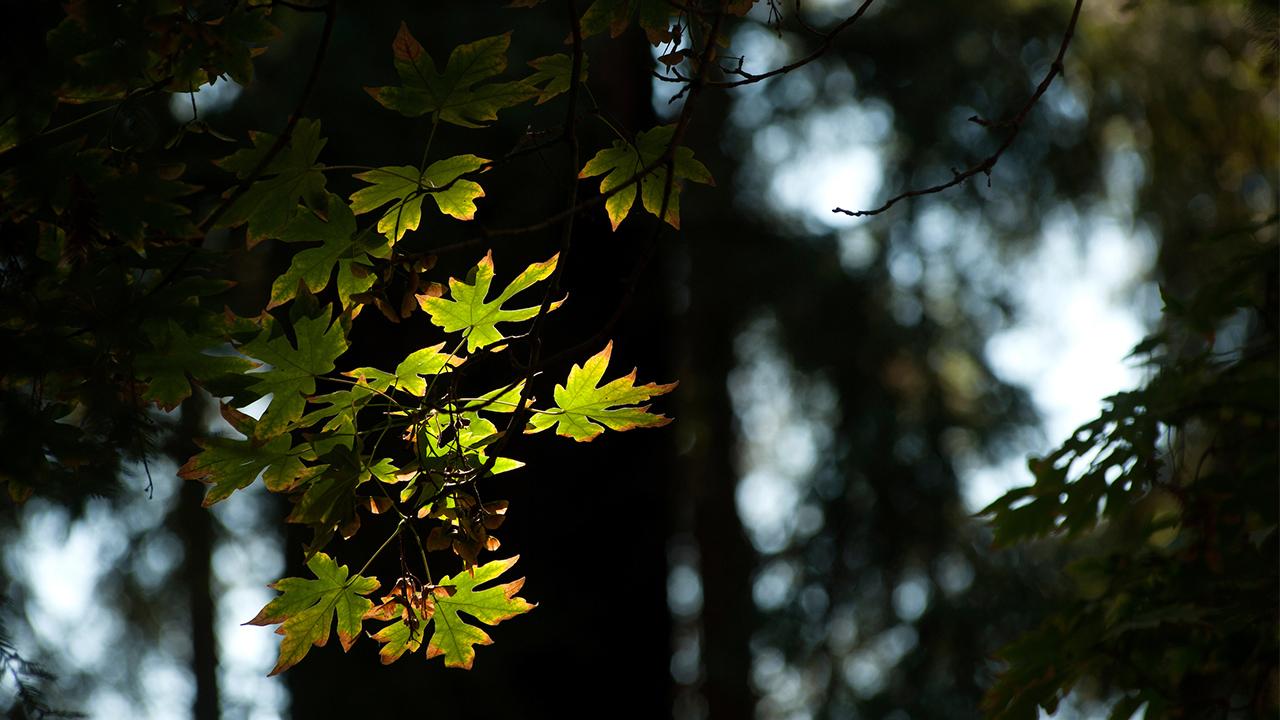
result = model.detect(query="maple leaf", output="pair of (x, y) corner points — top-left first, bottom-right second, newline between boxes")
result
(246, 552), (380, 675)
(268, 194), (390, 309)
(578, 124), (713, 230)
(214, 118), (328, 246)
(285, 444), (368, 539)
(345, 342), (463, 397)
(579, 0), (674, 44)
(239, 308), (349, 439)
(349, 155), (488, 242)
(366, 24), (536, 128)
(419, 251), (562, 352)
(526, 341), (676, 441)
(524, 53), (588, 105)
(369, 556), (533, 669)
(179, 405), (324, 505)
(135, 321), (255, 410)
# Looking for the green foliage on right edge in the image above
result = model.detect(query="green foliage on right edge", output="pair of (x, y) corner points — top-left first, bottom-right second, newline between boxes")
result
(981, 231), (1279, 719)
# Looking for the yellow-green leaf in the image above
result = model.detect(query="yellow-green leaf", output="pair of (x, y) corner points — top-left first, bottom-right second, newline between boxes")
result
(369, 556), (533, 669)
(349, 155), (488, 242)
(178, 405), (323, 505)
(578, 124), (713, 230)
(526, 341), (676, 441)
(418, 251), (562, 352)
(246, 552), (380, 675)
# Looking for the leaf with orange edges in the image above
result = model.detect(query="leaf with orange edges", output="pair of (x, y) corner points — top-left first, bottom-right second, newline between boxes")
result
(526, 341), (676, 441)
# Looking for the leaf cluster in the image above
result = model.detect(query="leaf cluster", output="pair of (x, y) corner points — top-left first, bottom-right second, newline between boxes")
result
(1, 2), (708, 674)
(981, 233), (1279, 719)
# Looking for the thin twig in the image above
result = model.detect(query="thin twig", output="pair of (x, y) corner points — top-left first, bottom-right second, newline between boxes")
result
(199, 1), (338, 231)
(653, 0), (876, 89)
(833, 0), (1084, 217)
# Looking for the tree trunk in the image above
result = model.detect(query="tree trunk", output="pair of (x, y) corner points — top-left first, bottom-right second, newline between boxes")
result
(173, 395), (221, 720)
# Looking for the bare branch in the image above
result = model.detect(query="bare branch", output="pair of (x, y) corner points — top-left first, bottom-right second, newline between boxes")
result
(654, 0), (876, 89)
(833, 0), (1084, 218)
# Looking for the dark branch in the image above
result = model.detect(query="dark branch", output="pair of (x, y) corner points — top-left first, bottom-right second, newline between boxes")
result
(653, 0), (876, 89)
(833, 0), (1084, 218)
(198, 2), (338, 231)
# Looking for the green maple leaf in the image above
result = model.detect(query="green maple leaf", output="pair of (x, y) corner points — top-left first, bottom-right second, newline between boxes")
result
(285, 445), (366, 534)
(526, 341), (676, 441)
(239, 308), (349, 439)
(524, 53), (588, 105)
(298, 381), (384, 452)
(268, 194), (390, 309)
(345, 342), (463, 397)
(349, 155), (488, 242)
(136, 322), (255, 410)
(214, 118), (328, 245)
(369, 556), (533, 669)
(179, 405), (324, 505)
(419, 251), (562, 352)
(579, 0), (674, 44)
(578, 124), (713, 230)
(246, 552), (380, 675)
(365, 24), (536, 128)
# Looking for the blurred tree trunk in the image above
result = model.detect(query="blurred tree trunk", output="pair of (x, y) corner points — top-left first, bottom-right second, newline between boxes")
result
(170, 395), (221, 720)
(683, 281), (757, 719)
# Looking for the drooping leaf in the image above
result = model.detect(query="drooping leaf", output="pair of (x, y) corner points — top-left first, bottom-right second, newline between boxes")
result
(369, 556), (533, 669)
(246, 552), (380, 675)
(179, 405), (324, 505)
(526, 341), (676, 441)
(238, 308), (349, 439)
(578, 124), (713, 230)
(268, 194), (390, 309)
(419, 251), (562, 352)
(286, 445), (369, 537)
(427, 555), (533, 668)
(524, 53), (588, 105)
(349, 155), (488, 242)
(214, 118), (328, 245)
(366, 24), (536, 128)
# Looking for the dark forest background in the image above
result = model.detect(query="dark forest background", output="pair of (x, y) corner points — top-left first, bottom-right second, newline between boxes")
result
(1, 1), (1276, 718)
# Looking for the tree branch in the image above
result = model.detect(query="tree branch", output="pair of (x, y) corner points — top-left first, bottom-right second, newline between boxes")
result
(833, 0), (1084, 218)
(653, 0), (876, 89)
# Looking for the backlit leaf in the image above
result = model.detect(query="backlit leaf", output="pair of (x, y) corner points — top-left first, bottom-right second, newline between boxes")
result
(246, 552), (380, 675)
(179, 405), (324, 506)
(419, 251), (562, 352)
(345, 342), (463, 397)
(369, 556), (533, 669)
(349, 155), (488, 242)
(526, 341), (676, 441)
(578, 124), (712, 230)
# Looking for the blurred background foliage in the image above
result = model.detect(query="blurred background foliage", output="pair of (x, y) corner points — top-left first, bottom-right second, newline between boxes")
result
(0, 1), (1275, 718)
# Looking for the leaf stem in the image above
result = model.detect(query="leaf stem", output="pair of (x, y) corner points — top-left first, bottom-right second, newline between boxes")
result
(355, 518), (405, 579)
